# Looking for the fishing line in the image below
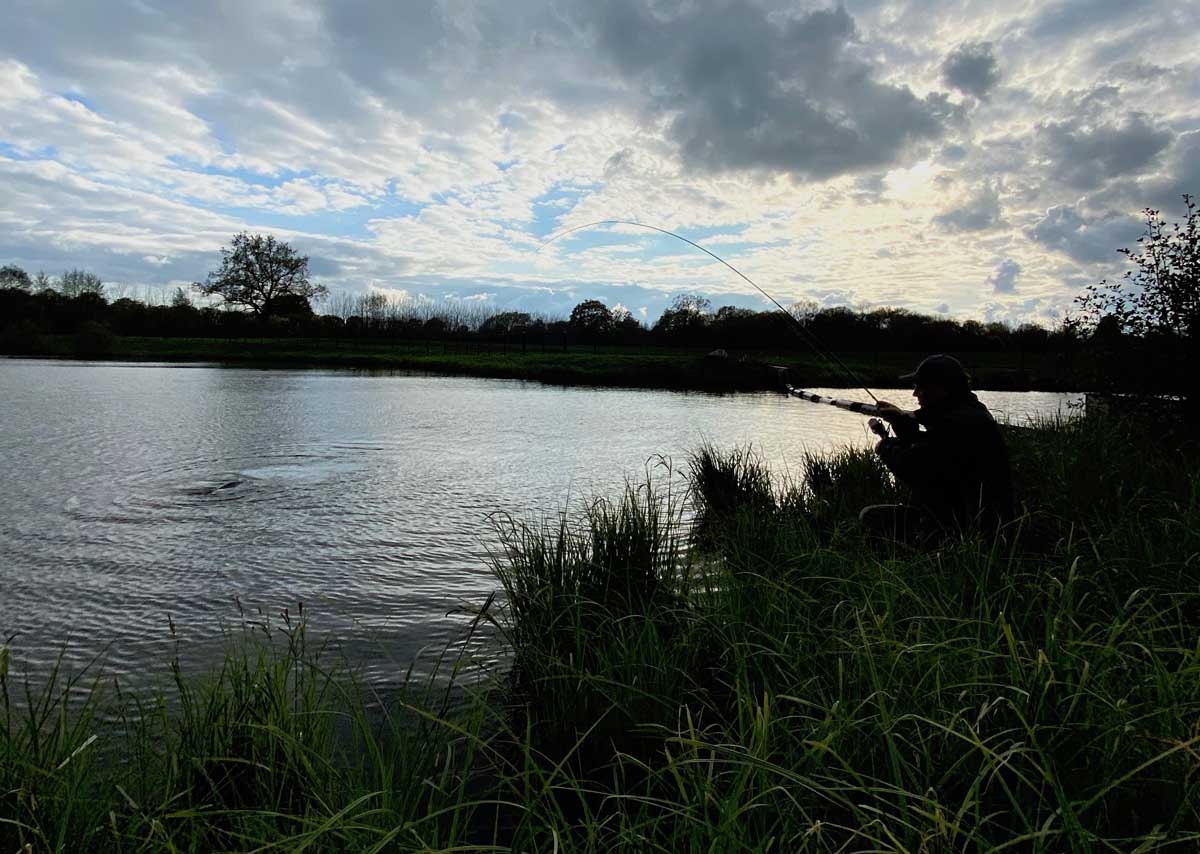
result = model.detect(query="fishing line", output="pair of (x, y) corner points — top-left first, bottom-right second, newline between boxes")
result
(538, 219), (878, 402)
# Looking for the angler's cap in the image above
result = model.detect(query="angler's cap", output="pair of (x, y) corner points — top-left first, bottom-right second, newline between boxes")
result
(900, 353), (969, 386)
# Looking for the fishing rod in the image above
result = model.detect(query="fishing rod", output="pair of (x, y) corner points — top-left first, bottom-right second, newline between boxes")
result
(784, 386), (880, 415)
(782, 386), (888, 441)
(538, 219), (879, 403)
(778, 381), (890, 437)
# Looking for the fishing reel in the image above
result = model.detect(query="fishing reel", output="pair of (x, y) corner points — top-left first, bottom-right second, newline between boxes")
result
(868, 417), (889, 438)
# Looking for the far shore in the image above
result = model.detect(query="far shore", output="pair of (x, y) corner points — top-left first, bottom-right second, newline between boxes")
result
(5, 334), (1085, 394)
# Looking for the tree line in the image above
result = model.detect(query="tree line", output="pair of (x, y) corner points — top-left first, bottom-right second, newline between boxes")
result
(0, 260), (1074, 355)
(2, 195), (1196, 398)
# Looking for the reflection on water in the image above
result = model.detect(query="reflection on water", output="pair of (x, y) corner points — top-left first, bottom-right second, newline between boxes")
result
(0, 359), (1079, 684)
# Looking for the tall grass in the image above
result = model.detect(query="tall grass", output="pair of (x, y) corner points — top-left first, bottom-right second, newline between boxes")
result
(1, 610), (500, 852)
(486, 414), (1200, 851)
(3, 413), (1198, 851)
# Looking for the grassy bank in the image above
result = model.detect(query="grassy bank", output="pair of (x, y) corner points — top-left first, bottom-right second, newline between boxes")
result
(7, 334), (1079, 392)
(4, 414), (1198, 851)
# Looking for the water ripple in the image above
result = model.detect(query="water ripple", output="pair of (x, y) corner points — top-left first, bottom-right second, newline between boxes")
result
(0, 360), (1080, 686)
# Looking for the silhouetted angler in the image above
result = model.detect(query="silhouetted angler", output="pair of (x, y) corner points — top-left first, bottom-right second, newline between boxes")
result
(861, 354), (1014, 543)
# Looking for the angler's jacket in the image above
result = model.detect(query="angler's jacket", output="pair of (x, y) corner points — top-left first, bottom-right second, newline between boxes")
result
(876, 391), (1014, 531)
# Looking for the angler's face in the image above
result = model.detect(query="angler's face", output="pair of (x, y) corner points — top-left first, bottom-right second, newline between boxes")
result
(913, 381), (947, 408)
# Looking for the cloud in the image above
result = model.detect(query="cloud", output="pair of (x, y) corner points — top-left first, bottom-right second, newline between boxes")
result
(988, 259), (1021, 293)
(942, 42), (1000, 100)
(1037, 112), (1173, 190)
(980, 297), (1052, 327)
(934, 182), (1002, 232)
(0, 0), (1196, 326)
(1026, 205), (1143, 264)
(1028, 0), (1156, 40)
(1135, 130), (1200, 212)
(578, 1), (952, 180)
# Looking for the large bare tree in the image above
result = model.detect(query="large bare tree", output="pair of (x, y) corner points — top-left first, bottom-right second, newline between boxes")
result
(195, 232), (327, 320)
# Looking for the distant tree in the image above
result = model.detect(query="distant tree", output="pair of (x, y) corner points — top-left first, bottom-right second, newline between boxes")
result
(654, 293), (712, 339)
(1012, 321), (1051, 350)
(0, 264), (32, 291)
(714, 305), (755, 324)
(479, 311), (532, 335)
(194, 232), (327, 321)
(669, 293), (711, 315)
(170, 286), (193, 308)
(32, 271), (51, 291)
(272, 292), (316, 320)
(58, 269), (104, 298)
(787, 299), (821, 324)
(569, 299), (613, 338)
(360, 291), (389, 323)
(1090, 314), (1124, 343)
(611, 305), (643, 330)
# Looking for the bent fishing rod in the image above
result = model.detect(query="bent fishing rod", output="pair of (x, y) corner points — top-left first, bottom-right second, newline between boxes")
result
(538, 219), (879, 404)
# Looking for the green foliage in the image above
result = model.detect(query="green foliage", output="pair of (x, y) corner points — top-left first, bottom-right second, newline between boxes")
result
(0, 615), (495, 852)
(1077, 194), (1199, 340)
(1074, 194), (1199, 405)
(653, 292), (712, 339)
(486, 415), (1200, 850)
(568, 299), (613, 339)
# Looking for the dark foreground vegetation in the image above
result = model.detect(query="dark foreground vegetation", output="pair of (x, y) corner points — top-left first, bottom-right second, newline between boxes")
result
(4, 412), (1198, 852)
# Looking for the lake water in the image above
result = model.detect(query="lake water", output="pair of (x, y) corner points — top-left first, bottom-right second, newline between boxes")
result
(0, 359), (1078, 685)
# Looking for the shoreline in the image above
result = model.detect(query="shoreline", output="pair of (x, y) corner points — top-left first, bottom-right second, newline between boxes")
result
(4, 334), (1086, 393)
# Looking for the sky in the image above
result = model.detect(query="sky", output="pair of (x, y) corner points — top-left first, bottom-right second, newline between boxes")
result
(1, 0), (1197, 326)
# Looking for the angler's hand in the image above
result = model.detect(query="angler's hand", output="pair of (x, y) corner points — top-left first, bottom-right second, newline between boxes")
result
(875, 436), (901, 456)
(874, 401), (909, 423)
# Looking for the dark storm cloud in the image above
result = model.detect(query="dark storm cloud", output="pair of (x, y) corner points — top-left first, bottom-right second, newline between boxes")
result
(576, 1), (952, 179)
(1026, 205), (1143, 265)
(934, 183), (1002, 232)
(941, 42), (1000, 100)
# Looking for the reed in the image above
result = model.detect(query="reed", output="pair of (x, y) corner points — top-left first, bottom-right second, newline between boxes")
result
(487, 413), (1200, 851)
(1, 612), (500, 852)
